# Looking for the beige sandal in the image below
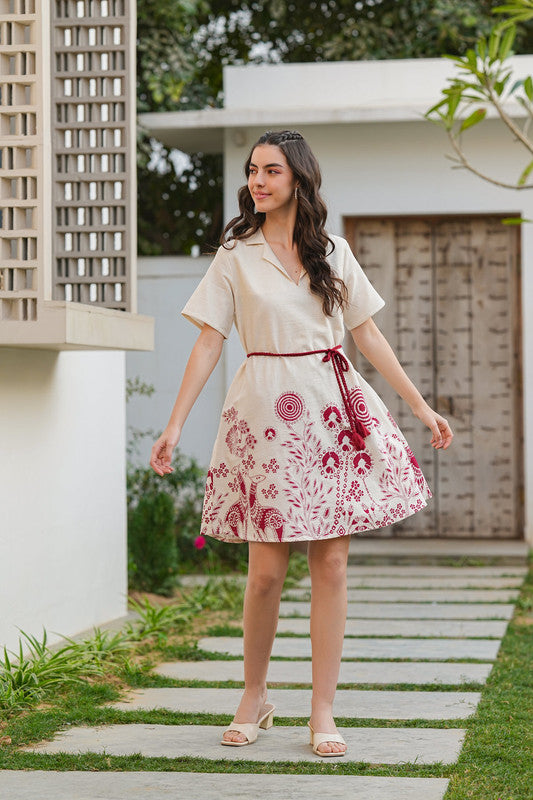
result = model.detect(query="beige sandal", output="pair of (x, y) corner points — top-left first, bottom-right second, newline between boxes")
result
(221, 703), (275, 746)
(308, 721), (347, 757)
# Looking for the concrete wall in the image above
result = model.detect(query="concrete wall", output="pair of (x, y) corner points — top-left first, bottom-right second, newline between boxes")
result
(223, 120), (533, 544)
(0, 349), (127, 651)
(126, 256), (239, 469)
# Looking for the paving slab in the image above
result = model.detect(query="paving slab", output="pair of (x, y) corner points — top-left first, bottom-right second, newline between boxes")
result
(179, 575), (247, 587)
(0, 771), (451, 800)
(298, 576), (523, 588)
(276, 618), (507, 638)
(347, 537), (529, 561)
(199, 636), (501, 661)
(284, 588), (519, 602)
(24, 723), (465, 765)
(280, 601), (515, 620)
(154, 659), (493, 685)
(343, 566), (527, 576)
(111, 687), (480, 720)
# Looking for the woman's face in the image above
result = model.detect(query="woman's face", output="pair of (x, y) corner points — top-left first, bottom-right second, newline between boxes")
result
(248, 144), (297, 214)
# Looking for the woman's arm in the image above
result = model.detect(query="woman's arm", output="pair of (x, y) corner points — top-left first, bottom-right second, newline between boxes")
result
(350, 317), (453, 450)
(150, 324), (225, 475)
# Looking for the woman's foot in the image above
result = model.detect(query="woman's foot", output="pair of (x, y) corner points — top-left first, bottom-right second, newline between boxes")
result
(222, 688), (270, 744)
(308, 711), (347, 755)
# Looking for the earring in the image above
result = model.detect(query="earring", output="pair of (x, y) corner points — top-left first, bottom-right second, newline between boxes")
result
(294, 186), (299, 200)
(253, 203), (257, 214)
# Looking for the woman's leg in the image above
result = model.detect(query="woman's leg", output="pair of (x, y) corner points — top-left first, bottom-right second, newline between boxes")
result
(222, 540), (290, 743)
(308, 535), (350, 754)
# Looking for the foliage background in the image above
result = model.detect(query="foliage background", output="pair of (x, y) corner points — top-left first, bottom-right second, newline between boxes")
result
(137, 0), (533, 256)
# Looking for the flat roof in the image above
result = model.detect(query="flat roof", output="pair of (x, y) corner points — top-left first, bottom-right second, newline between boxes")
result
(138, 56), (533, 152)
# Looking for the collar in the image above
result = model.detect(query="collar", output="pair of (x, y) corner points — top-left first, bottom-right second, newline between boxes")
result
(244, 228), (264, 246)
(243, 226), (306, 285)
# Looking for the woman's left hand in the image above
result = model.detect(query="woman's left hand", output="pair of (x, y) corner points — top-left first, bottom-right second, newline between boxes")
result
(411, 402), (453, 450)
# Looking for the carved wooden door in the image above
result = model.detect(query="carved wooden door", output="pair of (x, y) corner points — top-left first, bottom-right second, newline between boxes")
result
(344, 216), (523, 538)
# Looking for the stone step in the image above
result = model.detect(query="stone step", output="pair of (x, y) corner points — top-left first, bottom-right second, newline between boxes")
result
(179, 575), (247, 587)
(347, 537), (529, 565)
(279, 601), (515, 620)
(276, 618), (507, 638)
(0, 771), (451, 800)
(24, 723), (465, 765)
(298, 576), (523, 589)
(284, 588), (519, 603)
(154, 659), (492, 686)
(111, 687), (481, 720)
(178, 567), (527, 589)
(344, 566), (527, 576)
(199, 636), (500, 661)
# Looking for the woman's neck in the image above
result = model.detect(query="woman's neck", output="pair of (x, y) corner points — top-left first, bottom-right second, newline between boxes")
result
(261, 208), (297, 248)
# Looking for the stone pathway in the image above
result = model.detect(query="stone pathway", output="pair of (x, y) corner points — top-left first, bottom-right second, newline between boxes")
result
(0, 770), (451, 799)
(199, 634), (501, 659)
(17, 559), (527, 799)
(154, 659), (492, 685)
(280, 601), (515, 618)
(111, 687), (481, 719)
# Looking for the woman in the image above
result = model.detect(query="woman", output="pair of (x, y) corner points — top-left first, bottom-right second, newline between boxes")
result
(150, 130), (453, 757)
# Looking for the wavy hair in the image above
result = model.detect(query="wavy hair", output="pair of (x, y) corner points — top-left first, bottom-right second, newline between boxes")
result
(221, 130), (348, 317)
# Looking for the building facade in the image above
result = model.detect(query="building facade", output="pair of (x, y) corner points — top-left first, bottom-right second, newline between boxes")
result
(0, 0), (152, 650)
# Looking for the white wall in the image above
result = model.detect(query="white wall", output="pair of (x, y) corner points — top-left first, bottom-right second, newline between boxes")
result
(223, 120), (533, 544)
(224, 56), (533, 117)
(0, 349), (127, 651)
(126, 256), (238, 469)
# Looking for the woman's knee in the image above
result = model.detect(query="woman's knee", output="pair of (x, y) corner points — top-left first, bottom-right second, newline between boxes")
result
(246, 542), (289, 597)
(246, 568), (284, 596)
(309, 544), (348, 585)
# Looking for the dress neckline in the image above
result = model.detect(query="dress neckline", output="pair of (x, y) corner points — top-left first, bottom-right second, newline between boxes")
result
(260, 228), (306, 287)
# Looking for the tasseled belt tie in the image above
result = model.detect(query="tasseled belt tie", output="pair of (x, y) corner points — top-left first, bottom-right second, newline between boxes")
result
(246, 344), (370, 451)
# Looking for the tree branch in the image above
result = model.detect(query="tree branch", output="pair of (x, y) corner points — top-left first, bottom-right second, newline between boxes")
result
(448, 130), (533, 189)
(487, 84), (533, 155)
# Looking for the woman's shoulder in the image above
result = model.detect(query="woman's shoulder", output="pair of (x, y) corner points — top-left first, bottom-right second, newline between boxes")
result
(325, 232), (350, 272)
(326, 232), (350, 250)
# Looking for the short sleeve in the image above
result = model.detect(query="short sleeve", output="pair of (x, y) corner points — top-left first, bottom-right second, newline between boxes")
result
(181, 246), (235, 339)
(340, 238), (385, 329)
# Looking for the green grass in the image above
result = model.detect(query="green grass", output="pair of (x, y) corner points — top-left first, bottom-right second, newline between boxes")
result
(443, 555), (533, 800)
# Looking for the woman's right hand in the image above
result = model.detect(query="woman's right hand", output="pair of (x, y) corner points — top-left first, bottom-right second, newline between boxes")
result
(150, 427), (181, 476)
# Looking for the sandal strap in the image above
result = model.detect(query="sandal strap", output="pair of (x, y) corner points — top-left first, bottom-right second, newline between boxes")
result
(222, 721), (258, 743)
(312, 732), (346, 747)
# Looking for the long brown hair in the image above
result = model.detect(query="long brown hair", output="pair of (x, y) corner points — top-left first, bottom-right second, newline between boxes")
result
(221, 130), (348, 317)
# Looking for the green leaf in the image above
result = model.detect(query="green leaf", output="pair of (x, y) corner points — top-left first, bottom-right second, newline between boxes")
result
(466, 48), (478, 70)
(502, 217), (532, 225)
(498, 25), (517, 60)
(477, 37), (487, 61)
(459, 108), (487, 132)
(524, 76), (533, 102)
(488, 30), (501, 61)
(517, 159), (533, 186)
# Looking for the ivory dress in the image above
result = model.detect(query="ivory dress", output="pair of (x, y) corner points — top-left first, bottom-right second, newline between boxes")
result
(181, 227), (431, 543)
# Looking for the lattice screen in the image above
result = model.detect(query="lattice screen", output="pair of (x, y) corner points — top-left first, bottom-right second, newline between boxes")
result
(52, 0), (131, 310)
(0, 0), (38, 322)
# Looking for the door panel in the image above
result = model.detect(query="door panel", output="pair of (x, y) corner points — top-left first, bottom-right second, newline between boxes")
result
(344, 215), (522, 539)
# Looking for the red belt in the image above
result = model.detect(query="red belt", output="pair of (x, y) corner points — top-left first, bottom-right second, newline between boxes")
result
(246, 344), (370, 451)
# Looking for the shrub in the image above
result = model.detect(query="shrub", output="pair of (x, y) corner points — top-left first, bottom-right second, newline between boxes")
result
(127, 451), (248, 575)
(128, 490), (178, 595)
